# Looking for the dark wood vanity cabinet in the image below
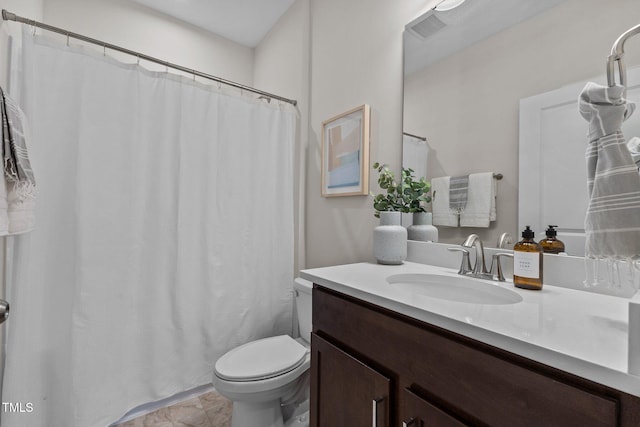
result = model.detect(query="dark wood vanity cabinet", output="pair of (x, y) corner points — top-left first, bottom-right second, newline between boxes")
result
(312, 334), (391, 426)
(310, 285), (640, 427)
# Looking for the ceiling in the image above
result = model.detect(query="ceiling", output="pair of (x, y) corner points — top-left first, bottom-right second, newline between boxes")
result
(130, 0), (296, 48)
(404, 0), (567, 75)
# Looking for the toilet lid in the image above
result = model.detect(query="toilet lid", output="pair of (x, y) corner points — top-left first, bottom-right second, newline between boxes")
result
(215, 335), (308, 381)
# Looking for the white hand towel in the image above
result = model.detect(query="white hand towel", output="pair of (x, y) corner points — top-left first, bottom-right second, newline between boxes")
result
(431, 176), (458, 227)
(460, 172), (496, 227)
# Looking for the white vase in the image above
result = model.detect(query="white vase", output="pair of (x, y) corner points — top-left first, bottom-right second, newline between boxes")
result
(407, 212), (438, 242)
(373, 211), (407, 265)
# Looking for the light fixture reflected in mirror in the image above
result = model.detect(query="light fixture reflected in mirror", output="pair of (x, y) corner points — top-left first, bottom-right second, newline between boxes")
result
(434, 0), (466, 12)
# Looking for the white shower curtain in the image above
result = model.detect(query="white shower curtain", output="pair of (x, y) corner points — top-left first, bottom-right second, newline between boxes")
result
(2, 28), (297, 427)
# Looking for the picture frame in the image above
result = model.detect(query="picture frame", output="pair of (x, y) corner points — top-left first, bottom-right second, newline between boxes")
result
(321, 104), (370, 197)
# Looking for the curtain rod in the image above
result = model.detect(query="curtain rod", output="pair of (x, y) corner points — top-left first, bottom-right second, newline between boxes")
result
(403, 132), (427, 141)
(1, 9), (298, 106)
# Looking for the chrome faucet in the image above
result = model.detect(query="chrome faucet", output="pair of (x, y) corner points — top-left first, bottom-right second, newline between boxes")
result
(449, 234), (513, 282)
(462, 233), (489, 277)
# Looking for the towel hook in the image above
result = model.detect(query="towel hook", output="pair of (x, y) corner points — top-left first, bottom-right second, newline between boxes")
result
(607, 23), (640, 89)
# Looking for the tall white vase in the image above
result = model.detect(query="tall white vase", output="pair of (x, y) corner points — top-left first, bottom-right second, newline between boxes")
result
(373, 211), (407, 265)
(407, 212), (439, 242)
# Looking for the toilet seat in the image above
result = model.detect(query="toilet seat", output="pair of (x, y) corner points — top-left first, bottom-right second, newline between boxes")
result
(215, 335), (308, 382)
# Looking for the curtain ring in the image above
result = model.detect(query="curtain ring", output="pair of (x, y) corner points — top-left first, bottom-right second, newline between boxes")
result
(136, 55), (140, 66)
(31, 24), (36, 36)
(66, 32), (69, 46)
(103, 44), (106, 56)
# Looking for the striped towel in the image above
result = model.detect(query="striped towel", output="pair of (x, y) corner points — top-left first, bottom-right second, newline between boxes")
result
(628, 137), (640, 167)
(1, 87), (35, 190)
(0, 86), (36, 235)
(431, 176), (458, 227)
(449, 175), (468, 212)
(579, 82), (640, 259)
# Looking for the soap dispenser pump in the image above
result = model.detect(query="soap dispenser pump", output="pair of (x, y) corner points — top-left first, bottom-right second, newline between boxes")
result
(513, 226), (543, 290)
(540, 225), (565, 254)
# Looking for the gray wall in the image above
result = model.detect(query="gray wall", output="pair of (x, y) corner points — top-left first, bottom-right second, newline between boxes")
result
(306, 0), (435, 268)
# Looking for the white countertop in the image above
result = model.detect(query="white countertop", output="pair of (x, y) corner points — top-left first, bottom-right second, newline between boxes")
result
(300, 261), (640, 397)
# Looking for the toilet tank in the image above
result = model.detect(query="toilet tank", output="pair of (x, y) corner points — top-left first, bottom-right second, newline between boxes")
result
(293, 278), (313, 344)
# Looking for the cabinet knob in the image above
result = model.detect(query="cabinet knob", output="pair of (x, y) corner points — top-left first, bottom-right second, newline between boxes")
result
(402, 417), (418, 427)
(372, 397), (385, 427)
(0, 299), (9, 324)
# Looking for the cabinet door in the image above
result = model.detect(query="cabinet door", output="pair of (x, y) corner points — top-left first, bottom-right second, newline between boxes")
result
(311, 333), (391, 427)
(400, 388), (468, 427)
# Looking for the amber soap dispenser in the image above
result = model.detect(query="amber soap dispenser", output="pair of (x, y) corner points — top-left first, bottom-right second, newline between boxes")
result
(513, 226), (543, 290)
(540, 225), (565, 254)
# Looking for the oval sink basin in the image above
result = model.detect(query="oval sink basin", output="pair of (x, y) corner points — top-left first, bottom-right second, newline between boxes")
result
(386, 273), (522, 305)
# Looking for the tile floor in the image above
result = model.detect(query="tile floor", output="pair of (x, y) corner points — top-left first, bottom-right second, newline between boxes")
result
(114, 391), (233, 427)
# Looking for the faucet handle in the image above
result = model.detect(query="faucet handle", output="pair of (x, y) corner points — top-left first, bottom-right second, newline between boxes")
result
(490, 252), (514, 281)
(496, 232), (514, 249)
(448, 247), (472, 275)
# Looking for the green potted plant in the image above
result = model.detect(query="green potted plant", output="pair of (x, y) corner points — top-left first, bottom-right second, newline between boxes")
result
(371, 163), (437, 250)
(371, 162), (431, 216)
(397, 167), (437, 242)
(399, 166), (432, 215)
(371, 163), (433, 264)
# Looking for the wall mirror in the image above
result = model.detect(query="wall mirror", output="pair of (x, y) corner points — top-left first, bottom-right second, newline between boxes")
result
(403, 0), (640, 254)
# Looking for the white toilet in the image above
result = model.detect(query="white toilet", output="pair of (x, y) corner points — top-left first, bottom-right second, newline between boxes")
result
(213, 278), (312, 427)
